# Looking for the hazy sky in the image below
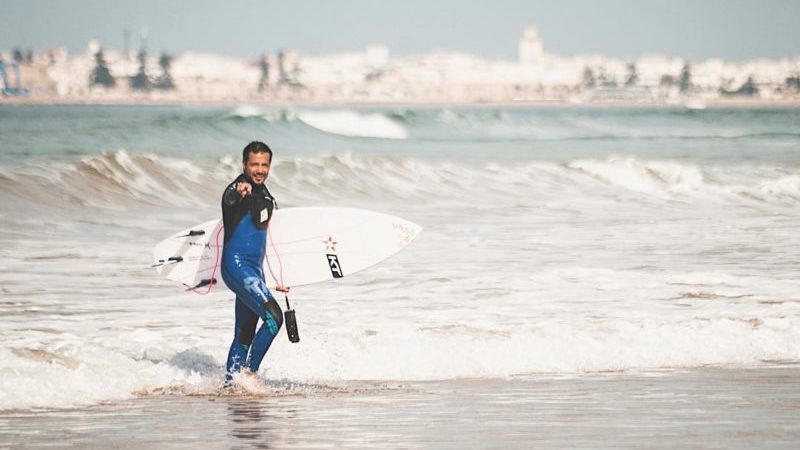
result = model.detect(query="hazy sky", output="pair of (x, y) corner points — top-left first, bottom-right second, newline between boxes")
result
(1, 0), (798, 61)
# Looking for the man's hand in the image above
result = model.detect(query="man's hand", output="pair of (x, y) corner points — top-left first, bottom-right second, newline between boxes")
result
(236, 182), (252, 197)
(275, 285), (290, 293)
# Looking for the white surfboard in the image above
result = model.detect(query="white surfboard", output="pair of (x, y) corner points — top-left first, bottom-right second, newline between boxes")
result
(153, 207), (422, 293)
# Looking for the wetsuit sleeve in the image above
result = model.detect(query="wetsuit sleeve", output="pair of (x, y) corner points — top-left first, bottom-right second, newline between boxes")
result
(223, 183), (242, 207)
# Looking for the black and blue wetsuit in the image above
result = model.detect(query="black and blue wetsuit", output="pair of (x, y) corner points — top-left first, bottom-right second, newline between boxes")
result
(220, 174), (282, 381)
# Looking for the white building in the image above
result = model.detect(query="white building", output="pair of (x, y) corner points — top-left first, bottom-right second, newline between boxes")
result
(27, 28), (800, 103)
(519, 26), (545, 65)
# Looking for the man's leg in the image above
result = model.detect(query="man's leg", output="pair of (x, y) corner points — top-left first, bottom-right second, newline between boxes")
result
(223, 267), (284, 375)
(225, 296), (259, 383)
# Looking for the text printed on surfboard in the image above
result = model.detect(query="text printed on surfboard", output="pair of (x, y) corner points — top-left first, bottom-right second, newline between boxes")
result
(326, 254), (343, 278)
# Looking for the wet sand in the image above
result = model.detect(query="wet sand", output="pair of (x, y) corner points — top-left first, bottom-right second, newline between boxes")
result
(2, 366), (799, 449)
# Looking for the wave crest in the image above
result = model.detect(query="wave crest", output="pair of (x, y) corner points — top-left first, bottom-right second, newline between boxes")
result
(221, 106), (408, 140)
(1, 151), (798, 210)
(296, 110), (408, 139)
(567, 158), (706, 197)
(0, 150), (227, 210)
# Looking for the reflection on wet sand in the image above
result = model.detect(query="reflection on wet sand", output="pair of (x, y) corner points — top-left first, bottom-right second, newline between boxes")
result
(227, 398), (298, 449)
(1, 368), (800, 449)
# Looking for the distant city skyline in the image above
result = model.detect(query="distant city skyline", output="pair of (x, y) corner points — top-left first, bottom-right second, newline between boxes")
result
(1, 0), (798, 61)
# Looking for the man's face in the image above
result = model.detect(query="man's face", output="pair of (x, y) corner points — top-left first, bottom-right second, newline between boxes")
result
(243, 152), (271, 185)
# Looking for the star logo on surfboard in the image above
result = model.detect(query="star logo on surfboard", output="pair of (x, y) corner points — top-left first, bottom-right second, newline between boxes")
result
(323, 236), (338, 253)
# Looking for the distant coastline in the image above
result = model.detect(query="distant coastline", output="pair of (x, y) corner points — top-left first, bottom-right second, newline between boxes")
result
(4, 95), (799, 109)
(3, 26), (798, 110)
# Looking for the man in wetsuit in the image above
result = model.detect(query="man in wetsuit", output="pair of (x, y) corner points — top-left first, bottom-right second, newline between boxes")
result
(221, 141), (288, 383)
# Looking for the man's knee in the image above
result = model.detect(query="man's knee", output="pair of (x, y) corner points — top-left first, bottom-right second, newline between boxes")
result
(263, 298), (284, 334)
(238, 324), (256, 346)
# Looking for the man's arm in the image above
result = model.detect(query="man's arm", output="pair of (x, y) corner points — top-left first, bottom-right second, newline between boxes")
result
(222, 182), (252, 206)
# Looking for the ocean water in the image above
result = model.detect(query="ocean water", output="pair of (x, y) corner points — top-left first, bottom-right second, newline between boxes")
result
(2, 368), (799, 449)
(1, 105), (799, 446)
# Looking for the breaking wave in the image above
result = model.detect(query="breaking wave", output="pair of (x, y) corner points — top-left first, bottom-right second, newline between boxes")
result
(1, 150), (798, 211)
(222, 106), (408, 139)
(216, 106), (800, 142)
(296, 110), (409, 139)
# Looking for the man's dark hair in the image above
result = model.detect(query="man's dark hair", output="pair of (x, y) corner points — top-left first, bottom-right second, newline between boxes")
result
(242, 141), (273, 164)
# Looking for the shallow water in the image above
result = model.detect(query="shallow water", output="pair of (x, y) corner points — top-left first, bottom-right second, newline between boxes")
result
(2, 366), (799, 449)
